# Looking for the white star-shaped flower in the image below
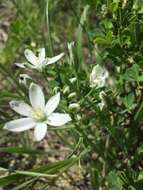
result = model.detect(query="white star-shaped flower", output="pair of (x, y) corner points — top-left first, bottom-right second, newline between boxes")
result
(15, 48), (64, 71)
(4, 83), (71, 141)
(90, 65), (109, 88)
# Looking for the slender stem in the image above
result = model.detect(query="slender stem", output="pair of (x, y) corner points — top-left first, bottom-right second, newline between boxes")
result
(79, 88), (94, 104)
(45, 0), (63, 87)
(46, 0), (53, 56)
(68, 137), (83, 158)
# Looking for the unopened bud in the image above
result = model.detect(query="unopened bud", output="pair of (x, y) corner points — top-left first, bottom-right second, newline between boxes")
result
(68, 92), (76, 99)
(53, 86), (60, 94)
(69, 103), (80, 111)
(30, 42), (36, 47)
(19, 74), (31, 86)
(69, 77), (77, 83)
(63, 86), (70, 94)
(77, 114), (82, 120)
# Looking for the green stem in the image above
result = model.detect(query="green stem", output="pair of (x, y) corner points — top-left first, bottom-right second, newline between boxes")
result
(79, 88), (94, 104)
(45, 0), (63, 87)
(68, 137), (83, 158)
(46, 0), (53, 56)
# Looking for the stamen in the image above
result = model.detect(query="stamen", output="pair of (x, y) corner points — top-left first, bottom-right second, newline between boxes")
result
(32, 110), (47, 122)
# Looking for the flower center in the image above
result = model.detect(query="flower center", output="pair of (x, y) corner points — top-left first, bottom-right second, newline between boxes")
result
(36, 59), (43, 71)
(32, 110), (47, 122)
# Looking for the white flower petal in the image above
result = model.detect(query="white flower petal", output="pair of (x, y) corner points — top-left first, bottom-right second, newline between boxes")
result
(46, 53), (64, 65)
(29, 83), (45, 110)
(4, 118), (35, 132)
(96, 79), (106, 88)
(45, 93), (60, 116)
(16, 62), (36, 69)
(34, 123), (47, 141)
(15, 63), (26, 68)
(38, 48), (45, 63)
(47, 113), (72, 126)
(10, 101), (32, 116)
(24, 49), (37, 65)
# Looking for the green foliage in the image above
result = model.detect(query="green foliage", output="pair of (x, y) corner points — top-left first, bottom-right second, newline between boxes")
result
(107, 170), (123, 190)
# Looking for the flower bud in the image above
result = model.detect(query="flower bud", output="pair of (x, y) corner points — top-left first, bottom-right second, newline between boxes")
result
(69, 103), (80, 111)
(30, 42), (36, 47)
(69, 77), (77, 83)
(77, 114), (82, 120)
(53, 86), (60, 94)
(98, 91), (107, 110)
(68, 92), (76, 100)
(128, 56), (134, 63)
(19, 74), (31, 86)
(63, 86), (70, 94)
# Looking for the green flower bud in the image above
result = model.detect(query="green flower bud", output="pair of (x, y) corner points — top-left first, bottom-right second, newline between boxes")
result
(68, 92), (76, 99)
(69, 103), (80, 111)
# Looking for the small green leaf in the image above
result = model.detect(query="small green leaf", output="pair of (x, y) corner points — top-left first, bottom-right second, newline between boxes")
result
(137, 75), (143, 81)
(134, 179), (143, 190)
(95, 37), (110, 45)
(107, 170), (123, 190)
(123, 64), (140, 81)
(110, 1), (119, 12)
(122, 93), (135, 110)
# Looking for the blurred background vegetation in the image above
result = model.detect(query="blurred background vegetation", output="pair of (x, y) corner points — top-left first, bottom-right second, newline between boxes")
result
(0, 0), (92, 64)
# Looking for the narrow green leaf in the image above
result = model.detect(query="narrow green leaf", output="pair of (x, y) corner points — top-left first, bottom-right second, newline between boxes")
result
(0, 147), (44, 155)
(0, 157), (78, 186)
